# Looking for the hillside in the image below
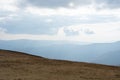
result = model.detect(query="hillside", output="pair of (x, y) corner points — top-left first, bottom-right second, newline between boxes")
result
(0, 50), (120, 80)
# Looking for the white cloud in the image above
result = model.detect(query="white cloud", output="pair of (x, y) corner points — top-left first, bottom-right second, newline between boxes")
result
(0, 0), (120, 43)
(25, 5), (96, 16)
(0, 0), (20, 23)
(45, 19), (53, 23)
(25, 4), (120, 17)
(0, 27), (7, 34)
(0, 0), (19, 12)
(0, 14), (18, 23)
(23, 4), (120, 25)
(0, 22), (120, 43)
(1, 0), (120, 24)
(0, 27), (7, 39)
(0, 17), (5, 22)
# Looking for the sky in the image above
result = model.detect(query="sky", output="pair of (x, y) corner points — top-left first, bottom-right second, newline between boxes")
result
(0, 0), (120, 43)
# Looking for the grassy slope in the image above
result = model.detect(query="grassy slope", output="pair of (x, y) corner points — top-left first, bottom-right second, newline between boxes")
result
(0, 50), (120, 80)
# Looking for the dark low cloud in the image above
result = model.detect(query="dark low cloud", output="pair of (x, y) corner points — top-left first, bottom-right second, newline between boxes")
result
(84, 29), (94, 35)
(27, 0), (72, 8)
(25, 0), (92, 8)
(95, 0), (120, 9)
(64, 29), (79, 36)
(23, 0), (120, 9)
(1, 15), (58, 35)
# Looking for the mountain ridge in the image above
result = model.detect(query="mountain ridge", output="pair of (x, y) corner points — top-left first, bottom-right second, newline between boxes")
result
(0, 40), (120, 66)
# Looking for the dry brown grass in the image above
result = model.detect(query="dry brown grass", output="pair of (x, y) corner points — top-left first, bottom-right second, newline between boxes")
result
(0, 50), (120, 80)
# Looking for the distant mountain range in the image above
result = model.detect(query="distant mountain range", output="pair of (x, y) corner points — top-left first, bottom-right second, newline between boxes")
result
(0, 40), (120, 66)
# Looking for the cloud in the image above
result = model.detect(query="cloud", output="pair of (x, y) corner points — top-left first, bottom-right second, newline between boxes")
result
(0, 13), (17, 23)
(45, 19), (53, 23)
(1, 15), (59, 35)
(0, 0), (21, 23)
(25, 0), (93, 8)
(0, 27), (7, 34)
(23, 0), (120, 9)
(0, 22), (120, 43)
(0, 0), (20, 12)
(25, 5), (120, 18)
(63, 26), (95, 36)
(1, 0), (120, 21)
(64, 28), (79, 36)
(95, 0), (120, 9)
(83, 29), (94, 35)
(25, 6), (95, 16)
(0, 0), (120, 43)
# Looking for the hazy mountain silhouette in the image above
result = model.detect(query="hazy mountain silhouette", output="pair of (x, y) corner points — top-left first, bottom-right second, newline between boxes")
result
(0, 40), (120, 66)
(93, 50), (120, 65)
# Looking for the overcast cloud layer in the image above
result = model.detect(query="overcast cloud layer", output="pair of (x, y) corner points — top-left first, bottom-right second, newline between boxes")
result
(0, 0), (120, 43)
(25, 0), (120, 9)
